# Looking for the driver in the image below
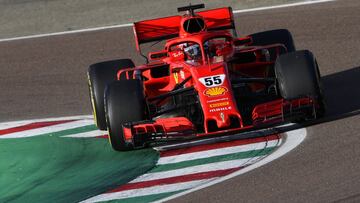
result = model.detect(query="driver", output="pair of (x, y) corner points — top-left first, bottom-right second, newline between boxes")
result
(183, 43), (201, 61)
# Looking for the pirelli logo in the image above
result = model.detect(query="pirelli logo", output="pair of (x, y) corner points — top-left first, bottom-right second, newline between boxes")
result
(209, 101), (229, 108)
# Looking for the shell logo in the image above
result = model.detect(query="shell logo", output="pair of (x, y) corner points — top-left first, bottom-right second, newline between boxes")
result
(204, 86), (228, 97)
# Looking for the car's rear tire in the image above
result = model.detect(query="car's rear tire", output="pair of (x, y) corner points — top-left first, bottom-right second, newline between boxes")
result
(275, 50), (325, 117)
(249, 29), (296, 52)
(88, 59), (135, 130)
(105, 80), (145, 151)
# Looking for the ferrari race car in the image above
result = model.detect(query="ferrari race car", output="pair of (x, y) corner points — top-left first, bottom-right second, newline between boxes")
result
(88, 4), (325, 151)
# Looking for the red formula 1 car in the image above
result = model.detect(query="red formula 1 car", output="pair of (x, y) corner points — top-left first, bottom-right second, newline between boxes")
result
(88, 4), (325, 151)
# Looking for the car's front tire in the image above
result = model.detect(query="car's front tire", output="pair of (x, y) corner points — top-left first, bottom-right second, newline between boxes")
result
(105, 80), (145, 151)
(275, 50), (325, 117)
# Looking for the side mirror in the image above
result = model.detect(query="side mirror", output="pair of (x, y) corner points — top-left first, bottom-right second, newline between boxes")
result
(233, 36), (252, 46)
(149, 50), (168, 60)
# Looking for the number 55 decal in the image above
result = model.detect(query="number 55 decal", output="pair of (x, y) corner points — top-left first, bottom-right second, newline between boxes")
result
(199, 74), (225, 87)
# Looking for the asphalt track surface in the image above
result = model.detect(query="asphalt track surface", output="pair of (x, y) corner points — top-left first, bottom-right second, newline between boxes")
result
(0, 0), (360, 202)
(0, 0), (301, 39)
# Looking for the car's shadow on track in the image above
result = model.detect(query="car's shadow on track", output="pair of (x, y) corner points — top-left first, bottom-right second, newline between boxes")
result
(322, 66), (360, 117)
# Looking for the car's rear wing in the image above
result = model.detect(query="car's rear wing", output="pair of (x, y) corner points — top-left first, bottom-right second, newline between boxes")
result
(133, 7), (236, 51)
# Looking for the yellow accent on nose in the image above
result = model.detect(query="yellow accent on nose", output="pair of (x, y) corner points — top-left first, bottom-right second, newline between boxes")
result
(174, 72), (179, 84)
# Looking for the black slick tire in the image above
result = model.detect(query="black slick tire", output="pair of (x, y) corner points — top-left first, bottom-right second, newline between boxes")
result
(275, 50), (325, 117)
(249, 29), (296, 52)
(105, 80), (145, 151)
(88, 59), (134, 130)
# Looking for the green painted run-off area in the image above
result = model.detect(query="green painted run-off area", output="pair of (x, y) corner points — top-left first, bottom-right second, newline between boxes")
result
(0, 135), (158, 203)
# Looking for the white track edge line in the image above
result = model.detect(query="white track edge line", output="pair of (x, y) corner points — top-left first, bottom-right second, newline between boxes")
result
(62, 130), (104, 138)
(0, 115), (93, 126)
(232, 0), (335, 14)
(155, 128), (307, 203)
(0, 0), (335, 43)
(130, 155), (266, 184)
(0, 119), (94, 138)
(157, 140), (279, 165)
(81, 179), (216, 203)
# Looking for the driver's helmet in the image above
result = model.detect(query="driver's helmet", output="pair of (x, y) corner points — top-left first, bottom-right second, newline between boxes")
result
(184, 43), (201, 60)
